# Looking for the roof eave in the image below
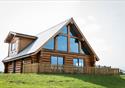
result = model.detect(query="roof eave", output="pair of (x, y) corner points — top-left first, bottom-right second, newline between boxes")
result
(4, 31), (37, 43)
(2, 52), (35, 63)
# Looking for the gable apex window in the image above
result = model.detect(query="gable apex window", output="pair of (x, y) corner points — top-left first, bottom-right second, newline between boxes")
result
(43, 38), (54, 50)
(70, 24), (79, 37)
(60, 26), (68, 34)
(70, 38), (79, 53)
(70, 28), (77, 37)
(82, 47), (90, 55)
(57, 35), (67, 51)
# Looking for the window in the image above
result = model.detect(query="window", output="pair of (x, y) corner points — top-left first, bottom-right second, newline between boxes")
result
(70, 24), (78, 37)
(51, 56), (64, 66)
(81, 47), (90, 55)
(43, 38), (54, 50)
(60, 26), (68, 34)
(57, 35), (67, 51)
(51, 56), (57, 65)
(11, 43), (16, 51)
(70, 38), (79, 53)
(73, 58), (84, 67)
(42, 24), (90, 55)
(70, 29), (77, 36)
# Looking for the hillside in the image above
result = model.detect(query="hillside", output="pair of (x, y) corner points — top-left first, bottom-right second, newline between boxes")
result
(0, 73), (125, 88)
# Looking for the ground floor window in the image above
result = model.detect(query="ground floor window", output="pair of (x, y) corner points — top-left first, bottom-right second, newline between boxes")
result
(51, 56), (64, 66)
(73, 58), (84, 67)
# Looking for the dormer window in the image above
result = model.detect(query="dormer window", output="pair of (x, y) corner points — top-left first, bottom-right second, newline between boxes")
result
(9, 41), (17, 56)
(11, 42), (16, 51)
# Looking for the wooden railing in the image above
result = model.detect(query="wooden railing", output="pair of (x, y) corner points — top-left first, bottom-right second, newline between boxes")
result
(23, 63), (119, 75)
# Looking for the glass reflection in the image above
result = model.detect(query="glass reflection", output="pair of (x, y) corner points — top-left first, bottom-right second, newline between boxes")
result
(51, 56), (57, 65)
(57, 35), (67, 51)
(51, 56), (64, 65)
(43, 38), (54, 50)
(73, 58), (84, 67)
(60, 26), (67, 34)
(70, 38), (79, 53)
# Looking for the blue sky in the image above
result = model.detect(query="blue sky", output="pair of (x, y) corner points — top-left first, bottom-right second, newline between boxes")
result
(0, 0), (125, 71)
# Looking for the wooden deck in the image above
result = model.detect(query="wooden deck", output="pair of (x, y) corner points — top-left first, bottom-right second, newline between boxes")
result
(23, 63), (119, 75)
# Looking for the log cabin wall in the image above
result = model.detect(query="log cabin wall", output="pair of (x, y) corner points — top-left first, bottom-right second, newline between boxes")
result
(4, 54), (39, 73)
(7, 61), (13, 73)
(19, 37), (34, 52)
(4, 49), (94, 73)
(39, 50), (95, 73)
(9, 37), (19, 57)
(23, 57), (32, 65)
(15, 60), (22, 73)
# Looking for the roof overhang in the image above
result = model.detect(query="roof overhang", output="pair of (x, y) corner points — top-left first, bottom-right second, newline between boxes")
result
(2, 52), (35, 62)
(4, 31), (37, 43)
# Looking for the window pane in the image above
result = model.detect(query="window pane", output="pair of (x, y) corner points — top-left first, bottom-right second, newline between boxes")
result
(82, 47), (90, 55)
(70, 38), (79, 53)
(51, 56), (57, 65)
(57, 35), (67, 51)
(73, 59), (78, 66)
(11, 43), (16, 51)
(60, 26), (67, 34)
(43, 38), (54, 50)
(79, 59), (84, 67)
(58, 57), (64, 65)
(70, 29), (77, 36)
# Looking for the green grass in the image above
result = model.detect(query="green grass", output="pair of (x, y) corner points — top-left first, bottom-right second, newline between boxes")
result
(0, 73), (125, 88)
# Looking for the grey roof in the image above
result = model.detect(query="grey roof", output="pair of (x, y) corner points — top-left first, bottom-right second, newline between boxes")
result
(3, 18), (99, 62)
(4, 31), (37, 43)
(3, 18), (70, 62)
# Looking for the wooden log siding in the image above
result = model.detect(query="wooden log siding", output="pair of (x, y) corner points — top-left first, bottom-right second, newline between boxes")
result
(41, 50), (93, 66)
(7, 62), (13, 73)
(23, 58), (32, 64)
(15, 60), (21, 73)
(37, 50), (93, 73)
(19, 50), (119, 75)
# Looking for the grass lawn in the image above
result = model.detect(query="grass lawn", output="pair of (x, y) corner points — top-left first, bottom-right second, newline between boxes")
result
(0, 73), (125, 88)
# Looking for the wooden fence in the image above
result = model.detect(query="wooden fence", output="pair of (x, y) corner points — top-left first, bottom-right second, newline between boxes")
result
(23, 63), (38, 73)
(23, 63), (119, 75)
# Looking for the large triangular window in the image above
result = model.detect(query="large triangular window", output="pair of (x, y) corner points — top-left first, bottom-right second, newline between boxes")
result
(70, 24), (81, 38)
(70, 38), (79, 53)
(70, 28), (77, 37)
(60, 26), (67, 34)
(42, 23), (91, 55)
(57, 35), (67, 51)
(43, 38), (54, 50)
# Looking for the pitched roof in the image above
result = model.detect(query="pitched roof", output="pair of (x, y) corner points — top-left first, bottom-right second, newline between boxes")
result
(3, 18), (99, 62)
(4, 31), (37, 43)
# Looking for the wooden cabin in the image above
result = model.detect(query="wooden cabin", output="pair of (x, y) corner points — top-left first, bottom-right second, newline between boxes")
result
(2, 18), (99, 73)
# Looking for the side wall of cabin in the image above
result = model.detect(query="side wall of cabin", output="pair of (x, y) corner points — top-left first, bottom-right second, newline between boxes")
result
(4, 50), (95, 73)
(38, 50), (95, 73)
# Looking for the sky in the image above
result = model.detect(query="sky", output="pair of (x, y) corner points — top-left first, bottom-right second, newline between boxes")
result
(0, 0), (125, 71)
